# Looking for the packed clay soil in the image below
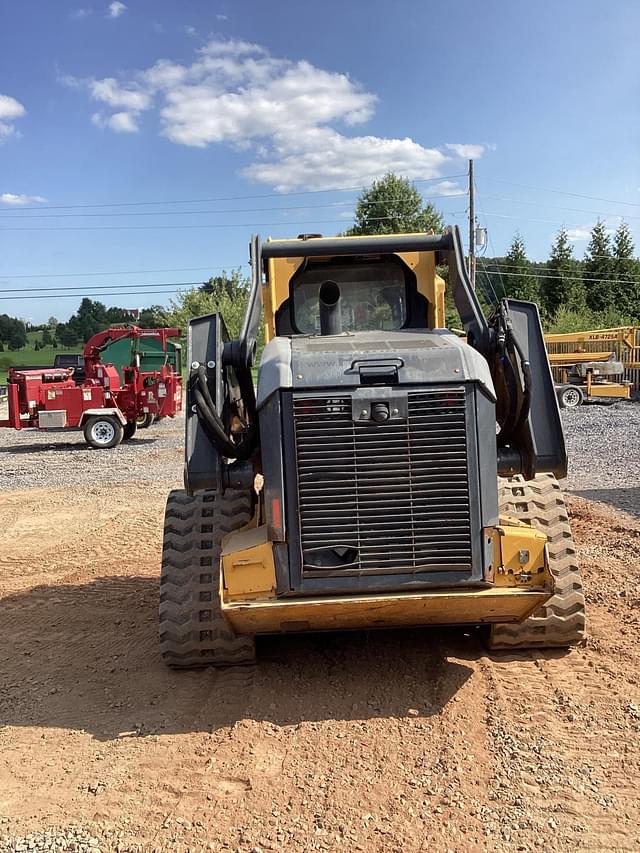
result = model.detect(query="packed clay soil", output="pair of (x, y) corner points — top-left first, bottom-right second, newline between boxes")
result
(1, 428), (640, 851)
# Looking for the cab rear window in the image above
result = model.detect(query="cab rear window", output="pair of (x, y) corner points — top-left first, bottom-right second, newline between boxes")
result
(292, 261), (407, 334)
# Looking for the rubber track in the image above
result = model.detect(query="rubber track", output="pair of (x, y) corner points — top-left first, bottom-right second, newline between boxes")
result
(159, 489), (256, 668)
(489, 473), (586, 649)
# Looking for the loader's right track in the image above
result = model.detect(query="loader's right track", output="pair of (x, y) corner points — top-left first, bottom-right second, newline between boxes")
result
(490, 473), (586, 649)
(159, 489), (256, 668)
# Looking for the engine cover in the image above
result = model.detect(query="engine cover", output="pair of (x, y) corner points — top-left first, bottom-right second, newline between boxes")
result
(257, 330), (499, 596)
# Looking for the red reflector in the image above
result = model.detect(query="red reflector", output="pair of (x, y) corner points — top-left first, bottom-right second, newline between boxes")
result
(271, 498), (282, 530)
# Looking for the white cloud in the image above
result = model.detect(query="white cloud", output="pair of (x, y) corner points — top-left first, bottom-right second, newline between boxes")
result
(216, 14), (228, 20)
(92, 110), (139, 132)
(0, 192), (47, 205)
(0, 94), (26, 120)
(445, 143), (490, 159)
(567, 223), (616, 242)
(69, 39), (489, 191)
(90, 77), (150, 111)
(70, 8), (92, 19)
(566, 226), (591, 241)
(0, 94), (26, 142)
(429, 180), (465, 197)
(244, 128), (447, 192)
(184, 25), (197, 37)
(108, 1), (126, 18)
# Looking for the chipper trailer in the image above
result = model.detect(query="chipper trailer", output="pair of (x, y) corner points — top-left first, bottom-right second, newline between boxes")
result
(159, 226), (585, 667)
(0, 325), (182, 449)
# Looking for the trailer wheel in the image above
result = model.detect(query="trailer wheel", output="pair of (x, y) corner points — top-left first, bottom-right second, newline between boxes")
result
(136, 412), (155, 429)
(123, 421), (137, 440)
(558, 385), (583, 409)
(159, 489), (256, 668)
(83, 415), (124, 449)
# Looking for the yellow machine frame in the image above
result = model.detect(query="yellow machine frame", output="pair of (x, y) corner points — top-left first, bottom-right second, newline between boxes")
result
(262, 234), (447, 343)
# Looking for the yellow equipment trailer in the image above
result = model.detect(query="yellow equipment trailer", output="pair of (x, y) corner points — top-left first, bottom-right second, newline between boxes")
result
(545, 327), (639, 407)
(159, 227), (585, 666)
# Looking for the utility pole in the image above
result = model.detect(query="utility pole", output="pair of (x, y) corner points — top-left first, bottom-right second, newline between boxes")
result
(468, 159), (476, 288)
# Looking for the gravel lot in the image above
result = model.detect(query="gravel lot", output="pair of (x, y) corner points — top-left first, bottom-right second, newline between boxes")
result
(562, 401), (640, 516)
(0, 404), (183, 492)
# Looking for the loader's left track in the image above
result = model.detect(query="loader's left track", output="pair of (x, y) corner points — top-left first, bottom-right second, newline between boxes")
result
(159, 489), (256, 668)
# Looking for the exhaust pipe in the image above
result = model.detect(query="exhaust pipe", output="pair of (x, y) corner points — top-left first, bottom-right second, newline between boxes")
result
(319, 280), (342, 336)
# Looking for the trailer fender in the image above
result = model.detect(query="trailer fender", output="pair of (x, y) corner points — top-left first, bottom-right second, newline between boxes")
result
(79, 408), (127, 427)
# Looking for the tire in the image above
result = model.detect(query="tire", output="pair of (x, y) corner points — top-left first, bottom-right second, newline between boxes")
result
(489, 474), (586, 649)
(123, 421), (137, 441)
(159, 489), (256, 668)
(136, 412), (155, 429)
(83, 415), (124, 449)
(558, 385), (583, 409)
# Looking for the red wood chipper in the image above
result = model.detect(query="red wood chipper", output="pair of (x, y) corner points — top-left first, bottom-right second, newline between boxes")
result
(0, 326), (182, 448)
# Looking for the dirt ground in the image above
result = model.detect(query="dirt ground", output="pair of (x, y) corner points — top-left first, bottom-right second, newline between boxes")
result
(1, 445), (640, 851)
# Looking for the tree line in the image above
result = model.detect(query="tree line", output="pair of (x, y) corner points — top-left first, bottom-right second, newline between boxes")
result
(477, 221), (640, 332)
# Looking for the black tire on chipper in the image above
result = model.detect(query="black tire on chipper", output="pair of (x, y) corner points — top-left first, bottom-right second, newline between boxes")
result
(136, 412), (155, 429)
(489, 473), (586, 649)
(159, 488), (256, 668)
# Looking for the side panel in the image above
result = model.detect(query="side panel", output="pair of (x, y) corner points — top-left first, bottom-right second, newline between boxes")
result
(507, 300), (567, 478)
(184, 313), (226, 494)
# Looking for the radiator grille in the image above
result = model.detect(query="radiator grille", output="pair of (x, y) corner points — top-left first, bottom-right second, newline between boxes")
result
(292, 389), (473, 575)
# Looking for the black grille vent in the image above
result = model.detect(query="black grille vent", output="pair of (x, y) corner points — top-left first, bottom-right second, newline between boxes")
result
(292, 389), (473, 575)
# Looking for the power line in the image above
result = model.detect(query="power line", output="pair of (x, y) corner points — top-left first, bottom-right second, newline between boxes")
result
(0, 212), (468, 232)
(0, 192), (467, 220)
(0, 280), (207, 295)
(480, 193), (640, 221)
(478, 268), (635, 286)
(481, 259), (639, 274)
(0, 288), (187, 302)
(0, 264), (248, 280)
(0, 174), (467, 213)
(481, 177), (640, 208)
(479, 209), (640, 233)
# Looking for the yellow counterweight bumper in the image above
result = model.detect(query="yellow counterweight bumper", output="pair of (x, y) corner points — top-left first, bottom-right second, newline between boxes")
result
(220, 519), (554, 636)
(222, 586), (551, 635)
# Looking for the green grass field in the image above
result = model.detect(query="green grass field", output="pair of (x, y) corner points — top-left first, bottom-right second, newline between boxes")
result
(0, 332), (79, 384)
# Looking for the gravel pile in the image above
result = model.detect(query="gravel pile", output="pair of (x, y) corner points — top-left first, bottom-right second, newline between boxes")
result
(0, 827), (142, 852)
(561, 401), (640, 515)
(0, 405), (184, 492)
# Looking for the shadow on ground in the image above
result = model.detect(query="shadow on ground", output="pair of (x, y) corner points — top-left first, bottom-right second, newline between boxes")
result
(568, 486), (640, 518)
(0, 438), (157, 454)
(0, 576), (478, 741)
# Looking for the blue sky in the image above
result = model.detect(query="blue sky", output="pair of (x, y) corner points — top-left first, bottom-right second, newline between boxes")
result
(1, 0), (639, 323)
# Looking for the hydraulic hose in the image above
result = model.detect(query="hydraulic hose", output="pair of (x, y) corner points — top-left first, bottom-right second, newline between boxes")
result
(194, 365), (257, 460)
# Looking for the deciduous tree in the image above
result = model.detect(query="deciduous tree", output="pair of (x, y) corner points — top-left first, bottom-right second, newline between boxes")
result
(345, 173), (444, 236)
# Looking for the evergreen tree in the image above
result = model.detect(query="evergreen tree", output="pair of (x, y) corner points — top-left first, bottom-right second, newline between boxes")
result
(41, 328), (53, 346)
(583, 220), (614, 311)
(345, 173), (443, 236)
(502, 232), (539, 301)
(540, 229), (584, 319)
(611, 222), (640, 320)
